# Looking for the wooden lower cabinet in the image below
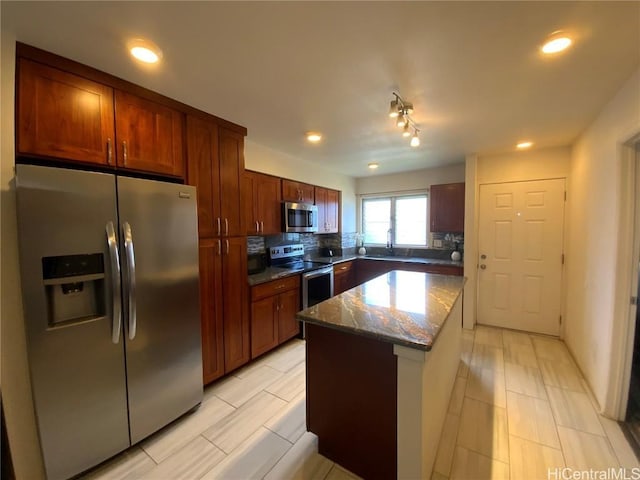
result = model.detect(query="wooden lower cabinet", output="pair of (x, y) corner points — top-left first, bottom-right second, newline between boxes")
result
(199, 236), (250, 384)
(355, 259), (463, 285)
(250, 275), (300, 359)
(333, 261), (356, 295)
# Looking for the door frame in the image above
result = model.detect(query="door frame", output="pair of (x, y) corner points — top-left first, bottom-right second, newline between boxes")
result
(609, 131), (640, 419)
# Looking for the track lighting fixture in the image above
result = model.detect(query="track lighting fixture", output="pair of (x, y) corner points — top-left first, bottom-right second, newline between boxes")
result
(389, 92), (420, 147)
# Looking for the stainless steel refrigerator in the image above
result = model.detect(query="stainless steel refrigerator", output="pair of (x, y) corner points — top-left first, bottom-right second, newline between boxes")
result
(15, 164), (203, 480)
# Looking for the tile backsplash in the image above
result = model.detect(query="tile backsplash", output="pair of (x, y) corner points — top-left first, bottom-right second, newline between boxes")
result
(247, 232), (358, 256)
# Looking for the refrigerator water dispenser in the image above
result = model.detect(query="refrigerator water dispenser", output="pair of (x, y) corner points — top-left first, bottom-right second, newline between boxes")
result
(42, 253), (105, 326)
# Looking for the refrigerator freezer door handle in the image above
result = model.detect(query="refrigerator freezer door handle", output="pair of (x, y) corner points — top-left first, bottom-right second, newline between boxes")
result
(123, 222), (137, 340)
(106, 221), (122, 344)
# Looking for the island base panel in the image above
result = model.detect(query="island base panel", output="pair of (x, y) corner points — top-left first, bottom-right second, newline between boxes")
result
(305, 323), (397, 480)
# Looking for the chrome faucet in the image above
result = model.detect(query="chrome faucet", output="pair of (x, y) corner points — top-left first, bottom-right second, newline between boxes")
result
(386, 228), (394, 255)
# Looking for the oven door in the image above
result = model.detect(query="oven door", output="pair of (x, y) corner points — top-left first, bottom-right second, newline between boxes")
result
(302, 266), (334, 309)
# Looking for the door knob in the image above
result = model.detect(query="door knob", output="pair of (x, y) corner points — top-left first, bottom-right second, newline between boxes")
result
(480, 264), (486, 269)
(481, 254), (487, 259)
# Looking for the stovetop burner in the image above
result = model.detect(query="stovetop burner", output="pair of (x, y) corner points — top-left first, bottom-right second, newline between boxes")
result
(268, 244), (329, 273)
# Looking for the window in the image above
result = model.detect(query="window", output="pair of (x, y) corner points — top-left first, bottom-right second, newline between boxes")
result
(362, 194), (428, 247)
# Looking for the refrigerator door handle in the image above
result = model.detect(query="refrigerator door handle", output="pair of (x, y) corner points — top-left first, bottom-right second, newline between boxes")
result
(123, 221), (137, 340)
(106, 221), (122, 344)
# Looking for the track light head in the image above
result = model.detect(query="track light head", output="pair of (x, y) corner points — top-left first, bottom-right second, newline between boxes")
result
(397, 114), (407, 128)
(389, 100), (400, 118)
(410, 130), (420, 147)
(402, 123), (411, 137)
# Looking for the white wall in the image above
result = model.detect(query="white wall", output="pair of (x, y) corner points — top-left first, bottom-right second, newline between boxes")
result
(0, 32), (46, 479)
(245, 140), (357, 232)
(565, 67), (640, 413)
(355, 163), (465, 195)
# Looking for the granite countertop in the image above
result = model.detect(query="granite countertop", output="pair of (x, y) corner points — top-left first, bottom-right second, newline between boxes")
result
(249, 255), (463, 286)
(296, 270), (466, 351)
(311, 254), (463, 268)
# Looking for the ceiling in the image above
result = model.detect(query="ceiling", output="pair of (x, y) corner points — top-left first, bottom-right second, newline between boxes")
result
(2, 2), (639, 178)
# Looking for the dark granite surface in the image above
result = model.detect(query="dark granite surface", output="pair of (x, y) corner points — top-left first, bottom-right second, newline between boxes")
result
(296, 270), (466, 351)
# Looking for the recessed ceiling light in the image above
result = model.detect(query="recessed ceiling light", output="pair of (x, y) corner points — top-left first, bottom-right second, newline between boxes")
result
(306, 132), (322, 143)
(541, 34), (573, 55)
(368, 163), (379, 169)
(516, 141), (533, 149)
(128, 38), (162, 64)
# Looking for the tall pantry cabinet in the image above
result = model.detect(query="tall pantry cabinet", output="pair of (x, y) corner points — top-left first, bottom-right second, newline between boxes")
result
(186, 114), (249, 384)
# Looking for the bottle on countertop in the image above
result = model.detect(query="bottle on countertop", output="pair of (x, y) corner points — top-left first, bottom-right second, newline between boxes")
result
(451, 243), (462, 261)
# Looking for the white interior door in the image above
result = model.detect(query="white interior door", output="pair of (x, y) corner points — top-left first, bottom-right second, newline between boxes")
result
(477, 179), (565, 335)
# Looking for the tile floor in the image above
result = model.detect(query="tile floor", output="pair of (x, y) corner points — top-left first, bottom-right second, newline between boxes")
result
(83, 326), (638, 480)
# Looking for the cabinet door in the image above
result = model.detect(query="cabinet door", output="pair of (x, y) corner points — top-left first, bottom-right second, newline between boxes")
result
(282, 180), (314, 203)
(333, 261), (355, 294)
(114, 90), (184, 178)
(243, 172), (260, 235)
(430, 183), (465, 233)
(222, 237), (250, 373)
(326, 188), (340, 233)
(17, 59), (115, 166)
(187, 115), (220, 238)
(315, 187), (328, 233)
(199, 239), (225, 384)
(278, 288), (301, 343)
(250, 296), (279, 359)
(255, 173), (282, 235)
(218, 128), (245, 236)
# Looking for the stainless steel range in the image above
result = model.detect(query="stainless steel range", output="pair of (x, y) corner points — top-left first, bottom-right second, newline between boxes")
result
(269, 244), (334, 309)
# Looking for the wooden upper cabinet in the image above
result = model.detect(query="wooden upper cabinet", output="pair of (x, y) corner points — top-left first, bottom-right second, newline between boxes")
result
(186, 117), (245, 238)
(114, 90), (184, 178)
(282, 179), (314, 203)
(218, 127), (246, 237)
(186, 115), (220, 238)
(315, 186), (340, 233)
(245, 171), (281, 235)
(430, 182), (465, 233)
(17, 59), (115, 166)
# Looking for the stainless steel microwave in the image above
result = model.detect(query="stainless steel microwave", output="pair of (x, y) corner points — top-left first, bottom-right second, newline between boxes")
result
(283, 202), (318, 233)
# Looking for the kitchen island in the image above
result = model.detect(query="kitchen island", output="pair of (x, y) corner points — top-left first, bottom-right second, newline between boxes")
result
(297, 270), (465, 480)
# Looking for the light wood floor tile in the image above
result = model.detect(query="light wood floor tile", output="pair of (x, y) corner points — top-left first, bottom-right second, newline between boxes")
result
(264, 432), (333, 480)
(457, 397), (509, 463)
(203, 391), (287, 454)
(506, 390), (560, 448)
(201, 427), (291, 480)
(449, 446), (509, 480)
(470, 344), (505, 373)
(264, 339), (306, 373)
(139, 436), (225, 480)
(508, 435), (564, 479)
(431, 472), (449, 480)
(580, 378), (602, 412)
(457, 357), (471, 379)
(434, 413), (461, 477)
(448, 377), (467, 415)
(213, 364), (283, 408)
(502, 330), (533, 347)
(474, 325), (504, 349)
(265, 361), (306, 402)
(141, 395), (235, 463)
(503, 342), (538, 368)
(462, 330), (475, 354)
(82, 447), (156, 480)
(264, 391), (306, 443)
(325, 464), (363, 480)
(466, 365), (507, 407)
(599, 416), (640, 469)
(546, 386), (605, 436)
(504, 362), (547, 399)
(531, 336), (574, 364)
(539, 358), (584, 392)
(557, 426), (619, 470)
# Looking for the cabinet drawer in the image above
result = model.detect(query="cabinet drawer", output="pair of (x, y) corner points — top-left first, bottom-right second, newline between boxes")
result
(251, 275), (300, 301)
(333, 261), (354, 275)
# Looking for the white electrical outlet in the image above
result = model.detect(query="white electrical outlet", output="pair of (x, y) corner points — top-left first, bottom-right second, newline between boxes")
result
(434, 239), (443, 248)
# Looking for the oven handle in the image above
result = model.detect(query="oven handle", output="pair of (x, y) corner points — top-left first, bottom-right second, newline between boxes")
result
(302, 266), (334, 279)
